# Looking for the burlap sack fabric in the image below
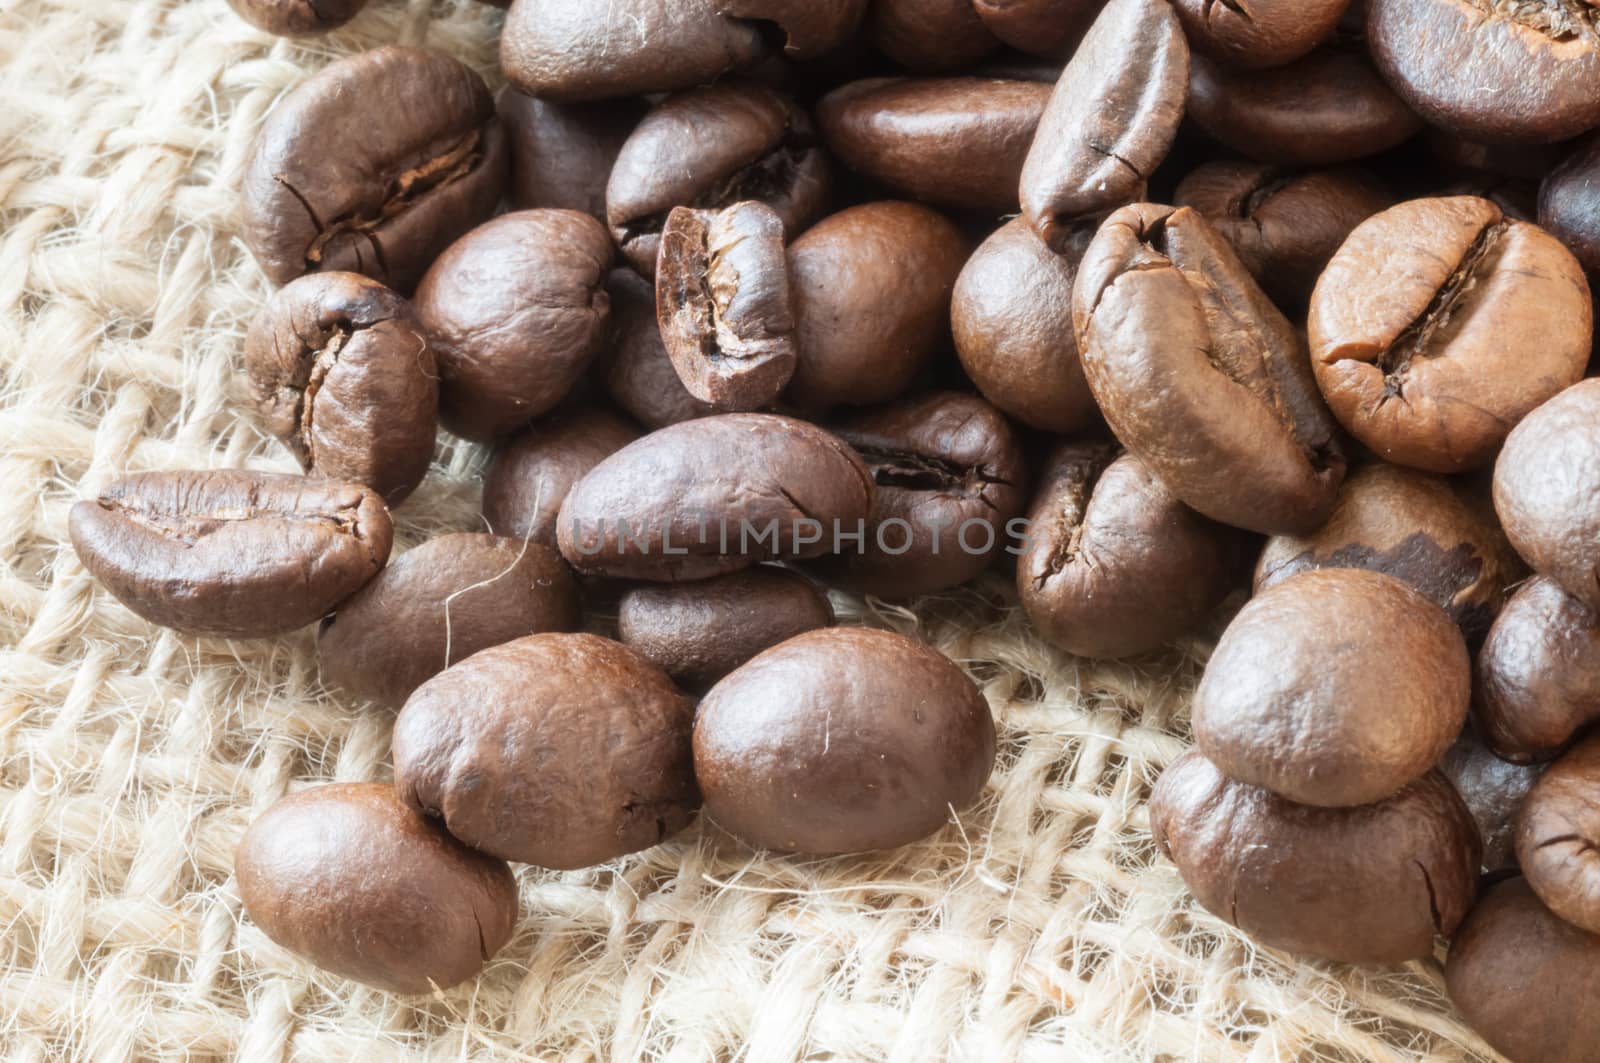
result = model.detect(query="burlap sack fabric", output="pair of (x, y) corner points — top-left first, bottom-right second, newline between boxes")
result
(0, 1), (1506, 1058)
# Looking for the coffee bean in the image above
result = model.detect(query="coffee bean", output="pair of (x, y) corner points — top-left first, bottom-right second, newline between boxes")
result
(1428, 129), (1569, 183)
(693, 628), (995, 854)
(1017, 443), (1240, 660)
(1540, 133), (1600, 275)
(1440, 733), (1544, 873)
(1151, 752), (1481, 964)
(495, 88), (645, 218)
(227, 0), (367, 35)
(69, 470), (391, 637)
(1477, 578), (1600, 764)
(235, 783), (517, 994)
(482, 405), (641, 548)
(656, 202), (797, 411)
(817, 77), (1051, 211)
(618, 566), (834, 688)
(1019, 0), (1190, 250)
(414, 210), (613, 442)
(1073, 203), (1346, 534)
(717, 0), (870, 60)
(393, 633), (698, 869)
(602, 269), (717, 429)
(1515, 735), (1600, 934)
(557, 413), (874, 581)
(971, 0), (1105, 58)
(1172, 0), (1347, 69)
(244, 272), (438, 507)
(241, 46), (507, 291)
(866, 0), (1001, 71)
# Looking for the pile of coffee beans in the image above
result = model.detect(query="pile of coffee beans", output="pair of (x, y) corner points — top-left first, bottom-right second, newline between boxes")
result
(60, 0), (1600, 1041)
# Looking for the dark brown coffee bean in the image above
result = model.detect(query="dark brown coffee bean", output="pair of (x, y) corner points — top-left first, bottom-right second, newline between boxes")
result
(786, 202), (968, 411)
(656, 202), (796, 411)
(495, 88), (644, 218)
(1255, 463), (1525, 642)
(227, 0), (366, 35)
(241, 46), (508, 292)
(606, 83), (831, 277)
(1516, 734), (1600, 934)
(235, 783), (517, 994)
(717, 0), (870, 59)
(972, 0), (1106, 57)
(482, 406), (641, 548)
(1019, 0), (1189, 251)
(244, 272), (437, 507)
(1151, 752), (1481, 964)
(414, 210), (613, 443)
(1370, 0), (1600, 144)
(1477, 577), (1600, 764)
(69, 471), (392, 637)
(602, 269), (718, 429)
(866, 0), (1002, 71)
(1073, 203), (1346, 534)
(557, 413), (874, 581)
(1311, 197), (1592, 474)
(1427, 129), (1569, 183)
(694, 628), (995, 854)
(1017, 444), (1240, 660)
(817, 78), (1050, 211)
(1173, 0), (1347, 68)
(1541, 133), (1600, 275)
(1440, 733), (1544, 873)
(618, 566), (834, 688)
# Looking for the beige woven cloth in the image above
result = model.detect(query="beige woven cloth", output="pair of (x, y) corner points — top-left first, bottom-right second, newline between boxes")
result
(0, 1), (1507, 1059)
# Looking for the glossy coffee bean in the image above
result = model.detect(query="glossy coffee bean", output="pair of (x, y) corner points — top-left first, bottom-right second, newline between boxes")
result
(69, 471), (391, 638)
(1517, 735), (1600, 934)
(972, 0), (1105, 57)
(1019, 0), (1190, 250)
(1477, 577), (1600, 764)
(1541, 134), (1600, 275)
(1017, 444), (1239, 660)
(618, 566), (834, 689)
(244, 272), (437, 507)
(482, 406), (640, 548)
(694, 628), (995, 854)
(1172, 0), (1347, 69)
(1073, 203), (1346, 534)
(415, 210), (613, 442)
(817, 77), (1050, 211)
(1195, 569), (1469, 807)
(227, 0), (366, 35)
(717, 0), (870, 60)
(235, 783), (517, 994)
(602, 269), (717, 429)
(241, 46), (508, 291)
(1440, 733), (1543, 873)
(495, 88), (644, 218)
(393, 633), (697, 869)
(866, 0), (1001, 71)
(1151, 752), (1481, 964)
(1311, 197), (1592, 473)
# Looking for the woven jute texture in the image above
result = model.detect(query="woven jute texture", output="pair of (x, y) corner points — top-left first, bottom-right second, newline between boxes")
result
(0, 2), (1506, 1059)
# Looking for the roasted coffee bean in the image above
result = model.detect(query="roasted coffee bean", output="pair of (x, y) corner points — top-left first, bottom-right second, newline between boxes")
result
(1541, 134), (1600, 275)
(317, 534), (579, 707)
(972, 0), (1106, 57)
(1019, 0), (1189, 250)
(602, 269), (717, 429)
(817, 392), (1028, 597)
(1187, 47), (1422, 167)
(1516, 735), (1600, 934)
(1194, 569), (1468, 807)
(951, 217), (1097, 434)
(482, 406), (640, 548)
(495, 88), (644, 218)
(1173, 161), (1392, 310)
(1017, 444), (1239, 660)
(717, 0), (870, 59)
(786, 201), (968, 411)
(414, 210), (613, 442)
(694, 628), (995, 854)
(606, 83), (831, 277)
(69, 471), (391, 638)
(235, 783), (517, 994)
(866, 0), (1001, 71)
(1440, 733), (1543, 873)
(244, 272), (437, 507)
(618, 566), (834, 688)
(557, 413), (874, 581)
(1073, 203), (1346, 535)
(1310, 197), (1592, 473)
(241, 46), (508, 291)
(1428, 129), (1569, 184)
(1255, 463), (1524, 642)
(227, 0), (367, 35)
(1477, 577), (1600, 764)
(1151, 752), (1481, 964)
(656, 202), (796, 411)
(1172, 0), (1348, 69)
(1446, 878), (1600, 1063)
(394, 633), (696, 869)
(1369, 0), (1600, 144)
(817, 78), (1050, 211)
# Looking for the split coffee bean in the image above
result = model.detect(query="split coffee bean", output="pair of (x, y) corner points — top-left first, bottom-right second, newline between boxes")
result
(1476, 578), (1600, 764)
(715, 0), (870, 60)
(482, 405), (641, 548)
(393, 633), (698, 869)
(69, 471), (392, 638)
(602, 269), (716, 429)
(495, 88), (645, 218)
(693, 628), (995, 854)
(1516, 734), (1600, 934)
(866, 0), (1001, 71)
(317, 533), (579, 707)
(227, 0), (367, 35)
(244, 272), (438, 507)
(1172, 0), (1348, 69)
(241, 46), (508, 291)
(1440, 733), (1543, 873)
(235, 783), (517, 994)
(1540, 135), (1600, 275)
(971, 0), (1104, 58)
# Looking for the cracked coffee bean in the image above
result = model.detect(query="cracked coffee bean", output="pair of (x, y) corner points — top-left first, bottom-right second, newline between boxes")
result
(694, 628), (995, 854)
(227, 0), (368, 35)
(717, 0), (870, 59)
(1151, 751), (1481, 964)
(1440, 732), (1544, 873)
(972, 0), (1106, 58)
(241, 46), (508, 291)
(495, 88), (645, 218)
(656, 202), (797, 411)
(392, 633), (698, 870)
(236, 783), (517, 994)
(1310, 196), (1592, 473)
(69, 470), (392, 638)
(1516, 734), (1600, 933)
(866, 0), (1002, 71)
(1540, 133), (1600, 275)
(1476, 577), (1600, 763)
(482, 405), (641, 548)
(1172, 0), (1348, 69)
(244, 272), (438, 507)
(602, 269), (717, 429)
